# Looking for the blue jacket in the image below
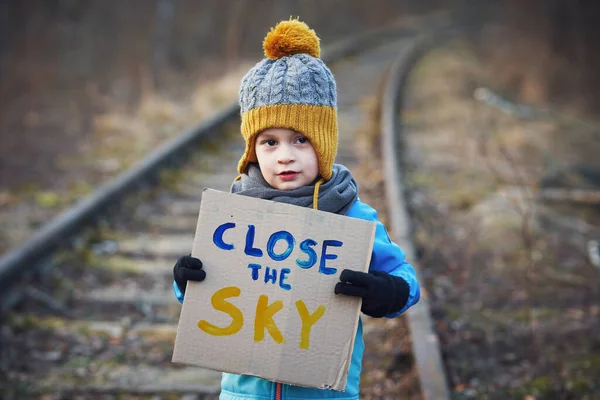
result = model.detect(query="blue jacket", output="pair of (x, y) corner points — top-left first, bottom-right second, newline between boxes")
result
(174, 198), (420, 399)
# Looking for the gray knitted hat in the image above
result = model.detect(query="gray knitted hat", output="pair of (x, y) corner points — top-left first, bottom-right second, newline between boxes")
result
(237, 19), (338, 180)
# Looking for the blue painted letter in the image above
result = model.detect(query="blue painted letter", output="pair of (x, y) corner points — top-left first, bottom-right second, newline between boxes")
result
(248, 263), (261, 281)
(244, 225), (263, 257)
(319, 240), (343, 275)
(213, 222), (235, 250)
(279, 268), (292, 290)
(264, 266), (277, 284)
(296, 238), (317, 269)
(266, 231), (295, 262)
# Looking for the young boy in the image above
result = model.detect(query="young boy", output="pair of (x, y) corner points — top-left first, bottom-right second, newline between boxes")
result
(172, 19), (420, 400)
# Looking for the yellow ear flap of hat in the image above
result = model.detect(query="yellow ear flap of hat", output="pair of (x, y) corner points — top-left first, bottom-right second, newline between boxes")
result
(263, 19), (320, 60)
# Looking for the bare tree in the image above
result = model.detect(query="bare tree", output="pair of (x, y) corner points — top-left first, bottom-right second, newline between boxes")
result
(152, 0), (175, 81)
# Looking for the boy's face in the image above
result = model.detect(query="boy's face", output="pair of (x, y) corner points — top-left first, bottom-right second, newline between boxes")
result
(254, 128), (319, 190)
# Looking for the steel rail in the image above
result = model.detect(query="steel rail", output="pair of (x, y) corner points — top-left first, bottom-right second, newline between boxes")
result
(380, 36), (452, 399)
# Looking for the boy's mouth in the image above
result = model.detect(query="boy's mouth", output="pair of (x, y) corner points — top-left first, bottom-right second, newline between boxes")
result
(278, 170), (299, 181)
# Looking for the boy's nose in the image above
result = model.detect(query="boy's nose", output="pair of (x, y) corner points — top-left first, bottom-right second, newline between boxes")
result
(277, 146), (295, 164)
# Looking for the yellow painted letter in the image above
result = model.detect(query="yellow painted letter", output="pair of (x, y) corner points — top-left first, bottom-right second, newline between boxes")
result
(198, 286), (243, 336)
(254, 295), (284, 344)
(295, 300), (326, 350)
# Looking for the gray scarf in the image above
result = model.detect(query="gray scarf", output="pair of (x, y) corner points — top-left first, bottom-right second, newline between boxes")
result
(231, 164), (358, 215)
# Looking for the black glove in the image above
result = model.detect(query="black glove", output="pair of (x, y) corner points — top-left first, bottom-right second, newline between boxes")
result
(173, 255), (206, 295)
(334, 269), (409, 318)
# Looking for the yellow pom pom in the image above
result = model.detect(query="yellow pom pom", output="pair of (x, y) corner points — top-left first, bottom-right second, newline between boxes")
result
(263, 19), (320, 60)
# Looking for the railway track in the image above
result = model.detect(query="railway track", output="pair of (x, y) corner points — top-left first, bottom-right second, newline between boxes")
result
(0, 24), (450, 400)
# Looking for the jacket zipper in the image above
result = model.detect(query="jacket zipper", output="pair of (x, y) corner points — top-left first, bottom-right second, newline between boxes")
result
(275, 382), (282, 400)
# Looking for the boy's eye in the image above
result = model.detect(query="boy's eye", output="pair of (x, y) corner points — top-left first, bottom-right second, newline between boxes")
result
(264, 139), (277, 146)
(295, 136), (308, 144)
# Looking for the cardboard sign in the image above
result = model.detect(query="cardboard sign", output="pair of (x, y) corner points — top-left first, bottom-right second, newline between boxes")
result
(172, 189), (376, 390)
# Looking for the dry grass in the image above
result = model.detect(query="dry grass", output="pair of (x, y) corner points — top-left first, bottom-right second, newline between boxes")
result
(83, 63), (251, 176)
(0, 64), (251, 255)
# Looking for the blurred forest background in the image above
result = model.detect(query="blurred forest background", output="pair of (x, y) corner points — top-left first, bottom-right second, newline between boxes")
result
(1, 0), (600, 191)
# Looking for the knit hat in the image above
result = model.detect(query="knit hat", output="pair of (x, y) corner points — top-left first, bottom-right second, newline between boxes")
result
(237, 19), (338, 180)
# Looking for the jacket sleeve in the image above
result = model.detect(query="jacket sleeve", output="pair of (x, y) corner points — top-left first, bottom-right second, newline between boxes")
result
(173, 280), (184, 304)
(357, 203), (420, 318)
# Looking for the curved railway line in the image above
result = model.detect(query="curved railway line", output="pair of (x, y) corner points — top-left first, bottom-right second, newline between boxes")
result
(1, 24), (452, 399)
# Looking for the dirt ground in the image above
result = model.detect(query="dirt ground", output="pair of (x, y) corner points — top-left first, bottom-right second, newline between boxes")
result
(403, 40), (600, 399)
